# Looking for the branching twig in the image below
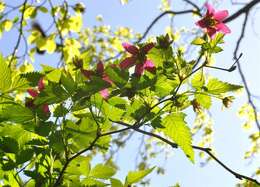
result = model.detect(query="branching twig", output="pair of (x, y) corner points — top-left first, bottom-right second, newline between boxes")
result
(232, 11), (260, 131)
(110, 120), (260, 185)
(224, 0), (260, 23)
(9, 0), (28, 67)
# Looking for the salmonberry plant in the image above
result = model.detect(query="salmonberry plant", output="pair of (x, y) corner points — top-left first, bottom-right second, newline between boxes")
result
(0, 1), (259, 186)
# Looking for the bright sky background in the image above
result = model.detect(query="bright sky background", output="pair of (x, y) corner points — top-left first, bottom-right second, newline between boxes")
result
(1, 0), (260, 186)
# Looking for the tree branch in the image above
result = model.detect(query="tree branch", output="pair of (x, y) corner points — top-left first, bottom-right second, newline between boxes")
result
(232, 11), (260, 131)
(224, 0), (260, 23)
(9, 0), (28, 67)
(110, 120), (260, 185)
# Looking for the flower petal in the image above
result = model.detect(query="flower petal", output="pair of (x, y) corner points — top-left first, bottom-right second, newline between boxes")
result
(216, 23), (231, 34)
(134, 63), (144, 76)
(122, 42), (139, 55)
(27, 89), (39, 98)
(100, 89), (109, 99)
(119, 56), (136, 69)
(214, 10), (228, 21)
(38, 78), (45, 91)
(205, 3), (215, 15)
(96, 61), (104, 74)
(42, 104), (50, 114)
(196, 19), (207, 28)
(144, 60), (156, 73)
(207, 27), (217, 38)
(142, 43), (155, 54)
(102, 74), (113, 84)
(81, 70), (94, 79)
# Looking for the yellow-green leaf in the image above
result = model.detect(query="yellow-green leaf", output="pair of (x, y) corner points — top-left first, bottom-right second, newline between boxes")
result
(125, 167), (155, 185)
(0, 54), (12, 92)
(162, 113), (194, 162)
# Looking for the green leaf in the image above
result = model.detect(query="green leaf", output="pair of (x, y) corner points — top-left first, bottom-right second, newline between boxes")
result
(61, 72), (76, 94)
(105, 65), (129, 88)
(66, 156), (90, 176)
(206, 78), (243, 94)
(46, 69), (61, 83)
(125, 167), (155, 185)
(0, 137), (19, 153)
(191, 37), (206, 45)
(195, 94), (211, 109)
(65, 118), (97, 152)
(162, 113), (194, 162)
(20, 71), (43, 87)
(111, 178), (124, 187)
(147, 47), (172, 67)
(81, 76), (110, 96)
(0, 54), (12, 92)
(53, 104), (69, 117)
(154, 75), (177, 97)
(0, 104), (34, 123)
(90, 164), (116, 179)
(81, 178), (107, 187)
(191, 71), (204, 89)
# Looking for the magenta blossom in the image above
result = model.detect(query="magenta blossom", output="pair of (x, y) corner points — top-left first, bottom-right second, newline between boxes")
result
(81, 61), (113, 99)
(27, 78), (50, 114)
(196, 3), (231, 37)
(120, 42), (156, 76)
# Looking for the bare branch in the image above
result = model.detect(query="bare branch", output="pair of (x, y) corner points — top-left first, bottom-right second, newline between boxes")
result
(110, 120), (260, 185)
(224, 0), (260, 23)
(9, 0), (29, 67)
(232, 11), (260, 131)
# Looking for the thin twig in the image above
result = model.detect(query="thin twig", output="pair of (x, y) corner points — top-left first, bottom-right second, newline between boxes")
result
(9, 0), (28, 67)
(110, 120), (260, 185)
(224, 0), (260, 23)
(233, 12), (260, 131)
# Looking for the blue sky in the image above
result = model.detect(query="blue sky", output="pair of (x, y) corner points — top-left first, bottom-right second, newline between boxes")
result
(1, 0), (259, 186)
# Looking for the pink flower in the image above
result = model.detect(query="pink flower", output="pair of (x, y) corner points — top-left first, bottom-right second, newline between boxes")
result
(196, 3), (231, 37)
(120, 42), (156, 76)
(27, 78), (50, 115)
(81, 61), (113, 99)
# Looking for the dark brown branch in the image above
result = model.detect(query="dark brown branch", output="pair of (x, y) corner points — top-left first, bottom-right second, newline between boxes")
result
(110, 120), (260, 185)
(9, 0), (28, 67)
(137, 9), (199, 43)
(232, 12), (260, 131)
(224, 0), (260, 23)
(182, 0), (202, 14)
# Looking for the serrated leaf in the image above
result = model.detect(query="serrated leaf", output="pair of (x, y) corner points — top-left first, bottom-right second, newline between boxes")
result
(111, 178), (123, 187)
(0, 54), (12, 92)
(125, 167), (155, 185)
(105, 65), (129, 88)
(162, 113), (194, 162)
(90, 164), (116, 179)
(20, 71), (43, 87)
(61, 72), (76, 94)
(0, 104), (34, 123)
(81, 178), (107, 187)
(207, 78), (243, 94)
(66, 156), (90, 176)
(195, 94), (211, 109)
(46, 69), (61, 83)
(191, 37), (205, 45)
(154, 76), (178, 97)
(0, 137), (19, 153)
(191, 70), (204, 89)
(53, 104), (68, 117)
